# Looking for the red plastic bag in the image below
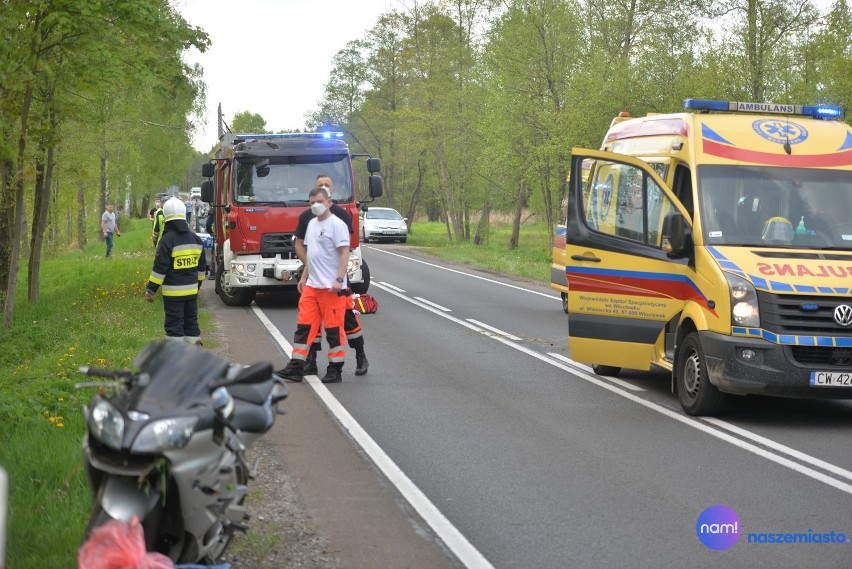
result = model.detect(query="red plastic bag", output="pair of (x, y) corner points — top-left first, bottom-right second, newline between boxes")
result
(353, 293), (378, 314)
(78, 515), (174, 569)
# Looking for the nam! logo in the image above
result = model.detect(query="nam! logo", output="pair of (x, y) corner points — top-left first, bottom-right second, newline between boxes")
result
(696, 504), (742, 550)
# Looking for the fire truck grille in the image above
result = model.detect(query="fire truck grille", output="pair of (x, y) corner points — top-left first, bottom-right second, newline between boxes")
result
(261, 233), (296, 258)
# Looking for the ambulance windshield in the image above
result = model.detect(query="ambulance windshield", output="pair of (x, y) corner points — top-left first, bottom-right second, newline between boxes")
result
(233, 154), (353, 205)
(698, 165), (852, 249)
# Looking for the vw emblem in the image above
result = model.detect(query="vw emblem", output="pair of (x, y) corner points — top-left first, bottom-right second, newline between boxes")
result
(834, 305), (852, 327)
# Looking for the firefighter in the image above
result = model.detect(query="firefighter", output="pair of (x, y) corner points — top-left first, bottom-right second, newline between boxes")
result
(145, 198), (207, 344)
(293, 174), (369, 377)
(151, 197), (166, 247)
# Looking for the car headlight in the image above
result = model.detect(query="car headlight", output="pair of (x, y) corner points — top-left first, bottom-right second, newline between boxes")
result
(89, 399), (125, 450)
(132, 417), (198, 453)
(725, 273), (759, 327)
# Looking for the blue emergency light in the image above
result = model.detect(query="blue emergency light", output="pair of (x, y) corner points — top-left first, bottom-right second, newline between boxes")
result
(683, 99), (845, 120)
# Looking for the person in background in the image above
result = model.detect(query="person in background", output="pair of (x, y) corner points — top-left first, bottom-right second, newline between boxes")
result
(100, 204), (121, 258)
(275, 186), (350, 383)
(293, 174), (369, 377)
(152, 198), (165, 248)
(145, 199), (207, 345)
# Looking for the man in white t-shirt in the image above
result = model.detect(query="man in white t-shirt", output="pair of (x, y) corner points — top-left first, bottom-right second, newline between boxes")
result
(275, 186), (351, 383)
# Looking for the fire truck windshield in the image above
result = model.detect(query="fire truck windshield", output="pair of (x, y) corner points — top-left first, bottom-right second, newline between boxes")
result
(234, 155), (354, 205)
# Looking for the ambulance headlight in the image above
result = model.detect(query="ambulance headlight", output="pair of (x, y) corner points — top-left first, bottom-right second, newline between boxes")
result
(725, 273), (760, 327)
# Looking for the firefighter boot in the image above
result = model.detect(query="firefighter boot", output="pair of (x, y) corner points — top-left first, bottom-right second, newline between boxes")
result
(304, 347), (319, 376)
(321, 364), (343, 384)
(355, 349), (369, 376)
(274, 359), (305, 382)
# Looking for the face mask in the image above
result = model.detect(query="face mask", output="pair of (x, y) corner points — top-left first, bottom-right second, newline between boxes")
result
(311, 202), (327, 217)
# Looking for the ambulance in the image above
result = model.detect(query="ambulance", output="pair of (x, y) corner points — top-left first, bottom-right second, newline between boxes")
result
(563, 99), (852, 415)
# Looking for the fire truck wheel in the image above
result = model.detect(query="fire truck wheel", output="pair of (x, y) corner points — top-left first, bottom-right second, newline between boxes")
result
(215, 260), (256, 306)
(350, 259), (371, 294)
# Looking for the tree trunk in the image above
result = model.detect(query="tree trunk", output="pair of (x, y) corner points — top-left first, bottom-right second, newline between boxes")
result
(76, 178), (86, 250)
(29, 103), (55, 303)
(4, 82), (34, 328)
(473, 196), (492, 245)
(508, 179), (527, 250)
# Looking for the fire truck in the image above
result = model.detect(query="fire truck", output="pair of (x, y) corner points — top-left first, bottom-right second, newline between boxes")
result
(200, 131), (382, 306)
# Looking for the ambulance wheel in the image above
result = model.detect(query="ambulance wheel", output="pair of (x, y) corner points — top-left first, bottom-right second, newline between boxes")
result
(560, 292), (569, 314)
(676, 332), (724, 416)
(350, 259), (370, 294)
(215, 261), (256, 306)
(592, 364), (620, 377)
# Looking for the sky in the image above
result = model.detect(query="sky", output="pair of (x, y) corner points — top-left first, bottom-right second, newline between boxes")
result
(176, 0), (403, 151)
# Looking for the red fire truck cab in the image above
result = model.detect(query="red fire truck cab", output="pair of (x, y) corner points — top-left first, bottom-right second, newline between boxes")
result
(201, 132), (382, 306)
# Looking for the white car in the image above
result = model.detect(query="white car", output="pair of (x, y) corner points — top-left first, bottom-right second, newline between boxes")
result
(360, 207), (408, 243)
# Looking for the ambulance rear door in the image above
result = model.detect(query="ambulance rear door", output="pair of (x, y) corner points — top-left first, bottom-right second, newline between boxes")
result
(565, 149), (692, 371)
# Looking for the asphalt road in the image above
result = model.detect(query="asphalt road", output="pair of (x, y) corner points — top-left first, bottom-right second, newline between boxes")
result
(253, 244), (852, 569)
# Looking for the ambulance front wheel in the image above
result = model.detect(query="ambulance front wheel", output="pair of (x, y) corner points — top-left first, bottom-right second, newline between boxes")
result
(592, 364), (620, 376)
(676, 332), (724, 416)
(560, 293), (569, 314)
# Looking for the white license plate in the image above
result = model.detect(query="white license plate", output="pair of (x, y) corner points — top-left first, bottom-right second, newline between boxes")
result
(810, 371), (852, 387)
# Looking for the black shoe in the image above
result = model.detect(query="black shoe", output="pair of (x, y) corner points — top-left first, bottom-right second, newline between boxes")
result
(321, 367), (342, 383)
(355, 353), (369, 376)
(274, 362), (304, 382)
(304, 352), (318, 376)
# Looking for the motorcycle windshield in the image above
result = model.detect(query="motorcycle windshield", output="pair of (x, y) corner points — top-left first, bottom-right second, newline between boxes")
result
(129, 340), (230, 414)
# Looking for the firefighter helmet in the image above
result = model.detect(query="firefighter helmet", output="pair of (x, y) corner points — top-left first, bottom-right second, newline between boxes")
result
(162, 197), (186, 222)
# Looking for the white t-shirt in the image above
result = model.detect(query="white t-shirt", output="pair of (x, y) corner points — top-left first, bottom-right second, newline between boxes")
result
(304, 214), (350, 289)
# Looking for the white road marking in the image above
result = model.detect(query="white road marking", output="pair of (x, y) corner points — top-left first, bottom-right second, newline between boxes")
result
(547, 353), (645, 392)
(371, 282), (852, 496)
(466, 319), (522, 341)
(251, 304), (495, 569)
(414, 296), (451, 311)
(367, 246), (557, 300)
(705, 418), (852, 483)
(376, 281), (406, 292)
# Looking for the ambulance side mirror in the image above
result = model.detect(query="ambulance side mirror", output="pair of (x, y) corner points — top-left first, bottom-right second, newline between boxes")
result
(662, 212), (692, 257)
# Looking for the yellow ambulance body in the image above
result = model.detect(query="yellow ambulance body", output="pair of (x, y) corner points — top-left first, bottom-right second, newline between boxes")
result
(564, 99), (852, 415)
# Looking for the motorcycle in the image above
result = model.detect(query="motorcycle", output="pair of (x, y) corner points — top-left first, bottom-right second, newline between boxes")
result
(77, 339), (287, 564)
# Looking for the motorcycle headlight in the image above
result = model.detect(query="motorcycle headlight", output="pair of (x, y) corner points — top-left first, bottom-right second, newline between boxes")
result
(725, 273), (760, 327)
(132, 417), (198, 453)
(89, 399), (125, 450)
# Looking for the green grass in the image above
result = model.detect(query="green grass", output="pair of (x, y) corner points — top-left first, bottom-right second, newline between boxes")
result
(0, 215), (550, 567)
(406, 220), (552, 283)
(0, 219), (212, 568)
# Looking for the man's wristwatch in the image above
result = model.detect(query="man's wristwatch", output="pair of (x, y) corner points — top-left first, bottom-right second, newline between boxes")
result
(336, 277), (344, 283)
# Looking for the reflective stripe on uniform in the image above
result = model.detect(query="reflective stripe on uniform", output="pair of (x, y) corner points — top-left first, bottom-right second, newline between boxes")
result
(172, 244), (202, 270)
(162, 283), (200, 297)
(149, 271), (166, 285)
(328, 349), (346, 363)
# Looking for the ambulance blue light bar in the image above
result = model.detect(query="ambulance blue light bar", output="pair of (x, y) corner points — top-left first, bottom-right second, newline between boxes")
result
(683, 99), (844, 120)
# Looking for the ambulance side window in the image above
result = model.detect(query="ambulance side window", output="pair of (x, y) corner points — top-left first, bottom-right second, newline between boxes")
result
(648, 180), (678, 248)
(583, 161), (644, 243)
(582, 158), (678, 249)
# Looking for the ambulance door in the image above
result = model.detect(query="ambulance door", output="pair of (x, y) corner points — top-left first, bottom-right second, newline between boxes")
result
(565, 149), (691, 372)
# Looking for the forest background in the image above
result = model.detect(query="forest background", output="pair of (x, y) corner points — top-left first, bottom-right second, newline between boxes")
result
(1, 0), (851, 330)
